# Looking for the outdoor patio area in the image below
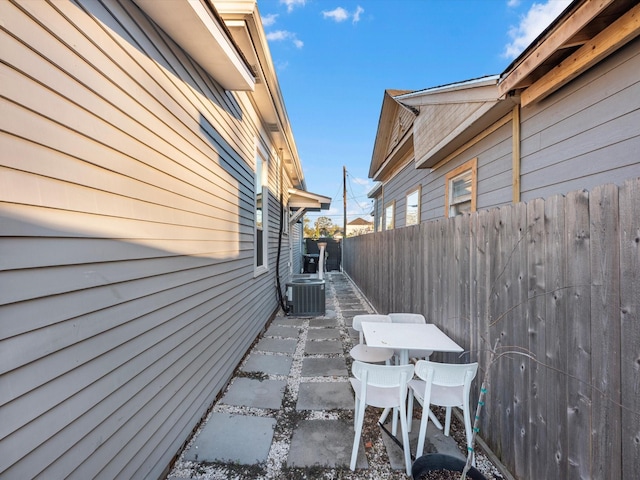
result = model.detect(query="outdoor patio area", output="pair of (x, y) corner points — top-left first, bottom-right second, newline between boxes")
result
(165, 272), (506, 479)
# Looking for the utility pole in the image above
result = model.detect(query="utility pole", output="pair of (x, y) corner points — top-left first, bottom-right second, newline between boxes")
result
(342, 166), (347, 271)
(343, 166), (347, 237)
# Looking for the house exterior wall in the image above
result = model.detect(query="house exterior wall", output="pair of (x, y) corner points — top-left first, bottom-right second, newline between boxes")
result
(372, 120), (512, 229)
(0, 1), (292, 479)
(519, 36), (640, 201)
(372, 36), (640, 229)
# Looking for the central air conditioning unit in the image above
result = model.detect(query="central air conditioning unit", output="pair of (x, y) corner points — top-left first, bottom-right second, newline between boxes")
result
(286, 278), (326, 316)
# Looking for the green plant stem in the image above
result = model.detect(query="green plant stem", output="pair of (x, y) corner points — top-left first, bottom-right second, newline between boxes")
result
(461, 337), (500, 480)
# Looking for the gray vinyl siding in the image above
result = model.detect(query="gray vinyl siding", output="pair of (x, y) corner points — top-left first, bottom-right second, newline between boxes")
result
(519, 36), (640, 201)
(291, 221), (303, 274)
(421, 121), (512, 221)
(379, 162), (430, 229)
(1, 1), (286, 479)
(376, 120), (512, 226)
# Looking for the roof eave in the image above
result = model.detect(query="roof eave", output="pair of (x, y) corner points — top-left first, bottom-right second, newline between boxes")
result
(133, 0), (255, 91)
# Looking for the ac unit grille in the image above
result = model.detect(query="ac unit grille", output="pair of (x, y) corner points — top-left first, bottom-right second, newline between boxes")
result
(286, 280), (326, 316)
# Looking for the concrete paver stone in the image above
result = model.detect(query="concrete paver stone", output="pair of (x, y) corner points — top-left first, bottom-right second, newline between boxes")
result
(183, 413), (276, 464)
(242, 354), (292, 376)
(265, 325), (300, 338)
(307, 328), (340, 340)
(222, 378), (286, 409)
(296, 382), (354, 410)
(301, 357), (348, 377)
(287, 419), (367, 469)
(255, 337), (297, 354)
(305, 339), (344, 354)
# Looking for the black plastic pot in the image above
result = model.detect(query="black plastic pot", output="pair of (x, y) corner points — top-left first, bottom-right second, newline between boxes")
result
(411, 454), (487, 480)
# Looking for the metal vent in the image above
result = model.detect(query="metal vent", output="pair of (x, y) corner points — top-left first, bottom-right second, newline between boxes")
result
(286, 279), (325, 316)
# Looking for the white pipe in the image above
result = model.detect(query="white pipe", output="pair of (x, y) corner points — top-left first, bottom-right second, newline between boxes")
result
(317, 242), (327, 280)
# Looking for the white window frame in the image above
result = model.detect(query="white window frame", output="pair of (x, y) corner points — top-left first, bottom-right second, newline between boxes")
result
(255, 151), (268, 275)
(445, 158), (477, 217)
(405, 186), (421, 226)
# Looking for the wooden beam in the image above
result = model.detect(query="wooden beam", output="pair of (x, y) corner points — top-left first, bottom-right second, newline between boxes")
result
(498, 0), (615, 97)
(512, 105), (521, 204)
(521, 2), (640, 107)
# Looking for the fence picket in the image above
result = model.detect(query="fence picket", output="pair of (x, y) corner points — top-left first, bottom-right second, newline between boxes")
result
(341, 179), (640, 477)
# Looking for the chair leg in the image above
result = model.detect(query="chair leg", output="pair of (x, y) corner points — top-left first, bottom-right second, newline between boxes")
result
(378, 407), (390, 424)
(407, 391), (414, 433)
(391, 406), (398, 437)
(350, 399), (366, 471)
(399, 401), (412, 476)
(444, 407), (452, 436)
(415, 403), (429, 459)
(428, 408), (443, 430)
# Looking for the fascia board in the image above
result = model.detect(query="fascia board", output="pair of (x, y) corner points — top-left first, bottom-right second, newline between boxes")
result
(398, 81), (500, 107)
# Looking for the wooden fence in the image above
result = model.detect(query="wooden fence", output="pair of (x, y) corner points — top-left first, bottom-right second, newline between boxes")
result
(343, 178), (640, 480)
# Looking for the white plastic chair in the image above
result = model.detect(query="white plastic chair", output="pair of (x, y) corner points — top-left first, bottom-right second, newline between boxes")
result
(349, 361), (415, 475)
(388, 313), (433, 362)
(407, 360), (479, 463)
(349, 314), (394, 364)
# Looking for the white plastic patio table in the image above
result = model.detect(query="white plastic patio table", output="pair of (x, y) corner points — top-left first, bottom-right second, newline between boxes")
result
(361, 322), (464, 365)
(361, 322), (464, 429)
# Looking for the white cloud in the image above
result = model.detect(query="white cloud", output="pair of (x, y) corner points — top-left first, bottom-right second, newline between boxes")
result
(507, 0), (521, 7)
(323, 7), (349, 22)
(351, 177), (371, 186)
(266, 30), (304, 49)
(322, 5), (365, 24)
(281, 0), (306, 13)
(353, 6), (364, 23)
(261, 13), (278, 27)
(503, 0), (571, 59)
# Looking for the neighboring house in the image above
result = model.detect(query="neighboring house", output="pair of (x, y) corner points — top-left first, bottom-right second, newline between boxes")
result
(346, 217), (374, 237)
(0, 1), (328, 479)
(369, 0), (640, 230)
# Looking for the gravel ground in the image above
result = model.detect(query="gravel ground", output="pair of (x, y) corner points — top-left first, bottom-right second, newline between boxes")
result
(165, 274), (507, 480)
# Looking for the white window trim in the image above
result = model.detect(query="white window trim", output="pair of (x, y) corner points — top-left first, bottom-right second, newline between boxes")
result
(384, 200), (395, 230)
(255, 150), (269, 276)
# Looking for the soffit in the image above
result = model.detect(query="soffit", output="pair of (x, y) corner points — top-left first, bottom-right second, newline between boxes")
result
(288, 188), (331, 211)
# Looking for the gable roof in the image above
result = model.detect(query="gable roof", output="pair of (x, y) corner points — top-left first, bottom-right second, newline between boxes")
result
(348, 217), (373, 226)
(394, 75), (516, 169)
(368, 0), (640, 178)
(368, 89), (416, 180)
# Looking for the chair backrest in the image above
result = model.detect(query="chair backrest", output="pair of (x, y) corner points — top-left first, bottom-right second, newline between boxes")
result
(352, 314), (391, 344)
(352, 360), (414, 389)
(414, 360), (478, 389)
(388, 313), (426, 324)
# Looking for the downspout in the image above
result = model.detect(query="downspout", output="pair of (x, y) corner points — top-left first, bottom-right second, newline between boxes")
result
(275, 149), (289, 313)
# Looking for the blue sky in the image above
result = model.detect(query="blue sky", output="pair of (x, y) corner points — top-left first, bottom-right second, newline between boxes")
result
(257, 0), (571, 225)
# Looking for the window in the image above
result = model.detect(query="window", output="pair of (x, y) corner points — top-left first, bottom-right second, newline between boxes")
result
(445, 158), (477, 217)
(405, 187), (421, 226)
(255, 153), (268, 272)
(384, 201), (395, 230)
